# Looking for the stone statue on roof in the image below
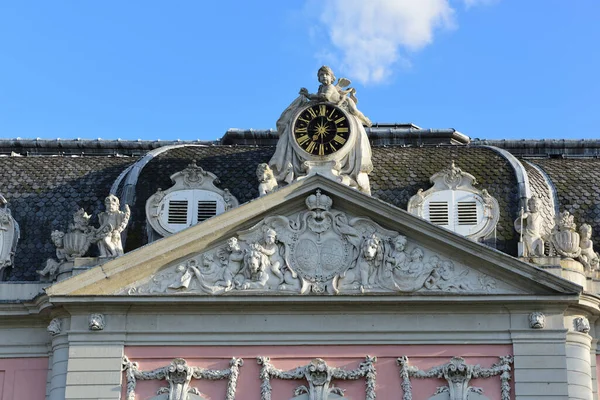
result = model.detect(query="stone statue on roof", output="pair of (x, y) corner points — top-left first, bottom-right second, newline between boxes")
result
(515, 196), (545, 258)
(267, 66), (373, 195)
(94, 195), (130, 258)
(0, 194), (19, 279)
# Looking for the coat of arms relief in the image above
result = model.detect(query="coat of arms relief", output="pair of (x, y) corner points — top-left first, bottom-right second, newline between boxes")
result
(124, 190), (506, 296)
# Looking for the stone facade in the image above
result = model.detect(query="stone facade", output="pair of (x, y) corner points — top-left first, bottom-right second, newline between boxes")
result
(0, 117), (600, 399)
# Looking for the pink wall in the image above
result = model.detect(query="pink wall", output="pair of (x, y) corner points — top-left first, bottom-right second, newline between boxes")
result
(597, 354), (600, 391)
(0, 357), (48, 400)
(125, 345), (512, 400)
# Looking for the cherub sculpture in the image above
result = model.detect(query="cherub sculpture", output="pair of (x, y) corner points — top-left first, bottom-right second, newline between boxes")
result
(514, 196), (545, 257)
(578, 223), (599, 270)
(216, 237), (245, 289)
(94, 195), (130, 258)
(299, 65), (372, 127)
(37, 230), (67, 282)
(254, 227), (285, 285)
(384, 235), (407, 278)
(256, 163), (278, 197)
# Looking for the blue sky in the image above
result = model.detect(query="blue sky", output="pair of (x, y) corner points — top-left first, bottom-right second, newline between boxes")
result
(1, 1), (599, 141)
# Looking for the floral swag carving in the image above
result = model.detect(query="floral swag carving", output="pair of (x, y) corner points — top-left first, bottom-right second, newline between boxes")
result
(125, 190), (502, 296)
(121, 356), (243, 400)
(397, 355), (513, 400)
(257, 356), (376, 400)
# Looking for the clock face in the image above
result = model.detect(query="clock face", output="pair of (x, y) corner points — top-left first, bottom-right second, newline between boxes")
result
(293, 103), (350, 156)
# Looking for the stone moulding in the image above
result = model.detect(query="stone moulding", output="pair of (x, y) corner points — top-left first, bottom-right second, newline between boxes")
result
(257, 355), (376, 400)
(122, 356), (243, 400)
(397, 355), (513, 400)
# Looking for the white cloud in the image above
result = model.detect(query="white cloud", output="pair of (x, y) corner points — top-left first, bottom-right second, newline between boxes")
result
(309, 0), (493, 85)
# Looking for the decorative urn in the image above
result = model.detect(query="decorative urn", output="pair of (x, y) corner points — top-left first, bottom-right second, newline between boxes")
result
(551, 211), (581, 259)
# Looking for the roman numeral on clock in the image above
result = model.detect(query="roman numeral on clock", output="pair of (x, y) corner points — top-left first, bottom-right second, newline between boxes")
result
(296, 135), (310, 145)
(333, 135), (347, 145)
(318, 105), (327, 117)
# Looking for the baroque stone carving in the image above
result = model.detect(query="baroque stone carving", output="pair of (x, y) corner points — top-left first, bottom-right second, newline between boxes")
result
(257, 163), (278, 197)
(408, 161), (500, 242)
(257, 356), (376, 400)
(146, 161), (239, 239)
(515, 196), (545, 258)
(47, 318), (61, 336)
(122, 356), (243, 400)
(574, 317), (591, 334)
(94, 194), (130, 257)
(578, 223), (599, 270)
(529, 312), (545, 329)
(397, 355), (513, 400)
(125, 191), (506, 296)
(268, 66), (373, 195)
(0, 194), (19, 277)
(550, 210), (581, 260)
(38, 208), (94, 281)
(89, 313), (105, 331)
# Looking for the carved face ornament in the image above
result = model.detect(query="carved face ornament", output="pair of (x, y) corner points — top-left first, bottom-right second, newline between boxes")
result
(105, 195), (119, 213)
(307, 359), (330, 386)
(363, 240), (379, 261)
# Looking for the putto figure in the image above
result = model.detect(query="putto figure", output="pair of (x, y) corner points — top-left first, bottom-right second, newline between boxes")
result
(515, 196), (545, 257)
(268, 66), (373, 194)
(95, 195), (131, 258)
(578, 223), (599, 270)
(256, 163), (278, 197)
(299, 66), (372, 127)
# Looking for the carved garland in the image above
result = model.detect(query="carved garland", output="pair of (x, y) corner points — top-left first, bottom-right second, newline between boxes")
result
(122, 356), (243, 400)
(257, 356), (376, 400)
(397, 355), (513, 400)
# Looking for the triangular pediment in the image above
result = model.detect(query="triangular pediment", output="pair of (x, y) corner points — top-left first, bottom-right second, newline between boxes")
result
(46, 175), (581, 298)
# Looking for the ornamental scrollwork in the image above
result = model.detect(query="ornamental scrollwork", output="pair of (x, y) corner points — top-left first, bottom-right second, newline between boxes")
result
(121, 356), (243, 400)
(397, 355), (513, 400)
(257, 356), (376, 400)
(124, 190), (506, 296)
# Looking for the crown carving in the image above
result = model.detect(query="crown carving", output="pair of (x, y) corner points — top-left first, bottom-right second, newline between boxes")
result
(305, 190), (333, 211)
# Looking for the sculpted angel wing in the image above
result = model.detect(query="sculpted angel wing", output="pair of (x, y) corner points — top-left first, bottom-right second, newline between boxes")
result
(347, 216), (399, 239)
(264, 215), (295, 244)
(236, 224), (266, 244)
(336, 77), (351, 88)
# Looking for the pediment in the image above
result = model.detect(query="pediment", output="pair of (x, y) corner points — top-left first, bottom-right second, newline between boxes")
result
(46, 175), (581, 298)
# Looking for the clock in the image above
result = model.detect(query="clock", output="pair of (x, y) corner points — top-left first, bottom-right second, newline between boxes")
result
(293, 103), (351, 156)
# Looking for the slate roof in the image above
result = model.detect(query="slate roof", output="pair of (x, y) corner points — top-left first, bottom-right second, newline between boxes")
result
(1, 141), (598, 282)
(526, 158), (600, 246)
(0, 156), (137, 281)
(126, 145), (520, 255)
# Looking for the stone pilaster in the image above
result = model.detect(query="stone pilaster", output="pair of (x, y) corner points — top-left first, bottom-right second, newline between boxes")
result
(63, 313), (125, 400)
(511, 329), (569, 399)
(565, 316), (593, 400)
(48, 326), (69, 400)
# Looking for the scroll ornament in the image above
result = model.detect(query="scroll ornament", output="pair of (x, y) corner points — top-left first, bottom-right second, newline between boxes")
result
(257, 356), (376, 400)
(397, 355), (513, 400)
(122, 356), (243, 400)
